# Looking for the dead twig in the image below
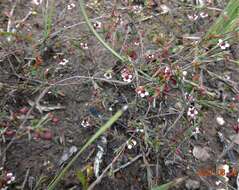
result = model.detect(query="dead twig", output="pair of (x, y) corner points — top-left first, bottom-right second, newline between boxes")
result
(164, 107), (186, 137)
(15, 11), (33, 28)
(21, 168), (30, 190)
(113, 153), (143, 173)
(6, 0), (18, 41)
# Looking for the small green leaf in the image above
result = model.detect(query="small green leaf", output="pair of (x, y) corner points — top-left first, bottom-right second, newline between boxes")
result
(76, 170), (88, 190)
(151, 177), (187, 190)
(151, 182), (173, 190)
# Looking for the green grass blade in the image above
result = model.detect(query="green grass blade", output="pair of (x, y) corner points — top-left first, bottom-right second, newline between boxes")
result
(204, 0), (239, 40)
(151, 182), (173, 190)
(43, 0), (55, 40)
(76, 170), (88, 190)
(78, 0), (126, 62)
(47, 105), (128, 190)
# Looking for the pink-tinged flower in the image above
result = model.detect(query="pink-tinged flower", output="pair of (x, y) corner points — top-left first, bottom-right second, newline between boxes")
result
(163, 66), (172, 80)
(19, 107), (29, 114)
(184, 93), (195, 103)
(32, 0), (43, 5)
(67, 3), (76, 10)
(40, 130), (53, 140)
(187, 106), (198, 120)
(80, 42), (89, 50)
(93, 21), (102, 30)
(217, 39), (230, 50)
(136, 86), (149, 98)
(199, 12), (208, 18)
(4, 130), (16, 137)
(115, 15), (124, 26)
(121, 68), (133, 83)
(206, 0), (213, 4)
(133, 38), (140, 46)
(236, 94), (239, 101)
(127, 50), (137, 61)
(122, 73), (133, 83)
(188, 14), (199, 21)
(81, 118), (90, 128)
(163, 84), (170, 94)
(233, 123), (239, 134)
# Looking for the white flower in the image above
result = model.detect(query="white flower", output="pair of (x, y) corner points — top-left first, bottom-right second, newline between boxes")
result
(6, 172), (15, 184)
(187, 106), (198, 120)
(199, 12), (208, 18)
(216, 116), (225, 126)
(217, 39), (230, 50)
(32, 0), (43, 5)
(140, 91), (149, 97)
(160, 4), (170, 14)
(192, 127), (200, 135)
(59, 58), (69, 66)
(215, 180), (222, 186)
(132, 5), (142, 14)
(127, 139), (137, 149)
(182, 71), (187, 76)
(182, 71), (187, 80)
(146, 53), (155, 60)
(225, 75), (230, 80)
(6, 173), (13, 177)
(67, 3), (76, 10)
(188, 14), (199, 21)
(10, 176), (15, 182)
(103, 72), (112, 79)
(80, 43), (88, 50)
(81, 119), (90, 128)
(93, 21), (102, 30)
(136, 128), (144, 133)
(164, 66), (170, 74)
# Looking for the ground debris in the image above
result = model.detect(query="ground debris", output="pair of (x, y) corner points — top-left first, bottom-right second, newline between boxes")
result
(192, 146), (211, 161)
(94, 136), (107, 177)
(58, 146), (78, 166)
(185, 179), (200, 190)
